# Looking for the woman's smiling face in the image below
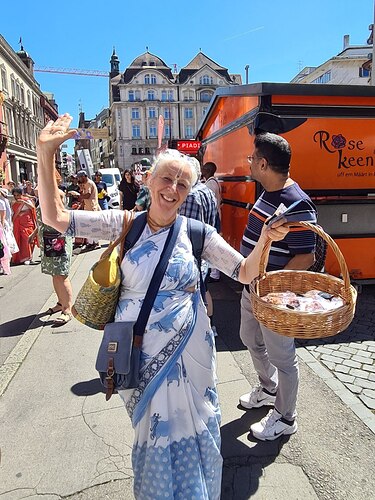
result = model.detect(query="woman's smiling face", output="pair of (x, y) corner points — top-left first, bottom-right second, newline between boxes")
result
(148, 160), (193, 217)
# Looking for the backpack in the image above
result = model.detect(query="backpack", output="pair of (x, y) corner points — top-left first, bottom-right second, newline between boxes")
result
(123, 212), (206, 300)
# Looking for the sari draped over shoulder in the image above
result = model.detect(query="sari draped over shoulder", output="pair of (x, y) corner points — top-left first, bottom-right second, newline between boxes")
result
(67, 210), (244, 500)
(11, 198), (37, 264)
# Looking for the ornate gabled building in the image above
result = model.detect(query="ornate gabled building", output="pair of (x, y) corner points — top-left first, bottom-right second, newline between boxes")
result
(109, 49), (241, 170)
(0, 35), (59, 185)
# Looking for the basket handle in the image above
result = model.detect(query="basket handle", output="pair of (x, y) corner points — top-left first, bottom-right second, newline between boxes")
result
(259, 221), (352, 302)
(99, 210), (135, 261)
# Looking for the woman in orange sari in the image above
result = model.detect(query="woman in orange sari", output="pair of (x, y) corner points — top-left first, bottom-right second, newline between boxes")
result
(11, 188), (37, 265)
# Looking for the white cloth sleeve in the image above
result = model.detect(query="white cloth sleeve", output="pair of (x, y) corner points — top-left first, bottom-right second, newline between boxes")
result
(66, 209), (124, 241)
(202, 227), (244, 280)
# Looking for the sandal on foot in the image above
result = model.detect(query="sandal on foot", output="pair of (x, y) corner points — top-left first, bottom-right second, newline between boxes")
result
(53, 312), (72, 326)
(46, 302), (62, 315)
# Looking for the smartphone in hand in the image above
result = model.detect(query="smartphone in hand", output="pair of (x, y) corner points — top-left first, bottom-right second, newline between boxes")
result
(266, 199), (313, 225)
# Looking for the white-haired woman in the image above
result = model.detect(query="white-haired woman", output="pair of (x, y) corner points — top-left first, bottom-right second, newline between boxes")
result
(36, 114), (288, 500)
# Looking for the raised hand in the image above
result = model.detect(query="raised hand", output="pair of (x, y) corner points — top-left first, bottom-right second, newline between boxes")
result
(37, 113), (76, 155)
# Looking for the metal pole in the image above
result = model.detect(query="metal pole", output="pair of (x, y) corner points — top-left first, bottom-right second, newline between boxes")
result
(245, 65), (249, 84)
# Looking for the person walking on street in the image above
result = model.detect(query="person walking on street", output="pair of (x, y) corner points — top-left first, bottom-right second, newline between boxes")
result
(94, 171), (110, 210)
(118, 169), (139, 210)
(36, 114), (289, 500)
(66, 174), (80, 208)
(11, 188), (38, 265)
(29, 186), (74, 326)
(239, 132), (317, 441)
(76, 170), (101, 250)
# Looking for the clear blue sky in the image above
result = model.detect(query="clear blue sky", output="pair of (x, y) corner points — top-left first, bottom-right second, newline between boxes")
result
(2, 0), (374, 126)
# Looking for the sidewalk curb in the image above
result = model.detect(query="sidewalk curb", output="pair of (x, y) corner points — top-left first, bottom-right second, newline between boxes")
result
(297, 346), (375, 434)
(0, 252), (85, 397)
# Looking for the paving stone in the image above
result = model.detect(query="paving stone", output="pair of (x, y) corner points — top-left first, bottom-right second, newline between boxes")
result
(320, 359), (336, 370)
(362, 364), (375, 373)
(339, 346), (360, 355)
(349, 368), (369, 379)
(315, 346), (337, 355)
(320, 354), (338, 364)
(352, 355), (373, 365)
(354, 378), (375, 390)
(348, 342), (369, 351)
(343, 359), (361, 369)
(351, 349), (373, 358)
(363, 388), (375, 399)
(358, 394), (375, 410)
(335, 365), (351, 374)
(344, 383), (362, 394)
(367, 346), (375, 353)
(335, 372), (355, 384)
(329, 350), (352, 360)
(323, 344), (341, 350)
(369, 373), (375, 382)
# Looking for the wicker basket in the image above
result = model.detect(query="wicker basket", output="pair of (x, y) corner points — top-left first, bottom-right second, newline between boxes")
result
(72, 210), (134, 330)
(249, 222), (357, 339)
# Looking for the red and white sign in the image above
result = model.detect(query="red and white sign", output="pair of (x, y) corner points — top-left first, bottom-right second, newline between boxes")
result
(177, 140), (201, 154)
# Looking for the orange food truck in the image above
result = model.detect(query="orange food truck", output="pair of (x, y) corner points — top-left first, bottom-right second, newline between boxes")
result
(196, 83), (375, 283)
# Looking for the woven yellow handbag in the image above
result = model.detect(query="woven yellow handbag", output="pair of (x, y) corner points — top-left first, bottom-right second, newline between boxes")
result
(72, 210), (135, 330)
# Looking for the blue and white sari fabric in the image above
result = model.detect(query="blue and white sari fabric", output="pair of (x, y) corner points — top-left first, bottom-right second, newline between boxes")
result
(67, 210), (244, 500)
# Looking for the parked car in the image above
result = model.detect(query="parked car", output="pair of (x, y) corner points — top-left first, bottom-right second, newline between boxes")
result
(98, 168), (121, 209)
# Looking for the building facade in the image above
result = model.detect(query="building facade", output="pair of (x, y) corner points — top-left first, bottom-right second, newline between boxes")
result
(0, 35), (59, 186)
(109, 50), (241, 170)
(291, 34), (373, 85)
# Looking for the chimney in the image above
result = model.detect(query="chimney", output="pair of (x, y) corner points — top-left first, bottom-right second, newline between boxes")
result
(343, 34), (350, 49)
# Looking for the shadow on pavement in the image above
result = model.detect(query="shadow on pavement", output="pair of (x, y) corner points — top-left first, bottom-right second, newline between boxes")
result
(71, 378), (105, 396)
(221, 405), (287, 500)
(0, 312), (55, 337)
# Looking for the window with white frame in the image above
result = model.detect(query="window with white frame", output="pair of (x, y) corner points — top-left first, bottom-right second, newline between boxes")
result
(184, 108), (193, 119)
(151, 74), (156, 84)
(200, 75), (213, 85)
(183, 90), (194, 101)
(11, 77), (16, 98)
(128, 90), (135, 101)
(161, 90), (167, 102)
(20, 85), (25, 104)
(149, 125), (157, 138)
(168, 90), (174, 101)
(163, 124), (170, 139)
(132, 124), (141, 138)
(164, 107), (170, 119)
(27, 91), (32, 110)
(147, 90), (155, 100)
(1, 66), (7, 91)
(144, 74), (150, 84)
(149, 107), (156, 118)
(185, 125), (194, 139)
(131, 107), (140, 119)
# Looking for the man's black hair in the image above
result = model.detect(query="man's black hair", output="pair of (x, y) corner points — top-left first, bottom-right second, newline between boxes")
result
(254, 132), (291, 174)
(202, 162), (217, 178)
(12, 187), (23, 195)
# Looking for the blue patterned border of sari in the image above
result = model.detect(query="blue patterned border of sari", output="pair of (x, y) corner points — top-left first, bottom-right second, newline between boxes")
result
(126, 291), (199, 426)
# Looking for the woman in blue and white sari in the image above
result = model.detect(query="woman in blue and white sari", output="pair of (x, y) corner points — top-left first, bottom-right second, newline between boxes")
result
(36, 114), (289, 500)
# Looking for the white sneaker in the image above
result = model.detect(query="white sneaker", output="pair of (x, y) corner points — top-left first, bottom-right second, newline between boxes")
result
(239, 385), (276, 409)
(250, 409), (298, 441)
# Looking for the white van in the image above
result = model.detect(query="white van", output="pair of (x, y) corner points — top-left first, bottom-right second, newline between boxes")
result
(98, 168), (121, 209)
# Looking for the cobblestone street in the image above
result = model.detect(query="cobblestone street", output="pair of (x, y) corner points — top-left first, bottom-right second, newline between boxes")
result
(297, 285), (375, 412)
